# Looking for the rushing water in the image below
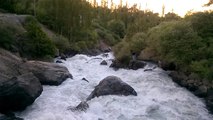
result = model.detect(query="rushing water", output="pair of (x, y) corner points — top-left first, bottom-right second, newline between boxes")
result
(16, 53), (213, 120)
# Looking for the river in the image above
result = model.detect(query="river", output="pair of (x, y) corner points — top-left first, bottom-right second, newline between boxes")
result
(16, 53), (213, 120)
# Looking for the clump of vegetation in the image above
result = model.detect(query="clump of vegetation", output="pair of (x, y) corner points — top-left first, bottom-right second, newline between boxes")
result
(0, 0), (34, 14)
(20, 16), (56, 58)
(69, 29), (98, 52)
(107, 19), (125, 39)
(113, 11), (213, 81)
(52, 35), (70, 53)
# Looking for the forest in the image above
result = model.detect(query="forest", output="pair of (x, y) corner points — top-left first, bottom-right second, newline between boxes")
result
(0, 0), (212, 81)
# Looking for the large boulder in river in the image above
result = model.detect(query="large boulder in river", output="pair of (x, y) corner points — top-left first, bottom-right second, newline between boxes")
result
(19, 61), (73, 85)
(0, 73), (42, 112)
(86, 76), (137, 101)
(0, 48), (22, 78)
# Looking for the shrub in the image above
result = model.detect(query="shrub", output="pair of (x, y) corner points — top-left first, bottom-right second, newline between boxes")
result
(190, 60), (213, 80)
(20, 16), (56, 58)
(113, 40), (131, 65)
(69, 29), (98, 52)
(129, 32), (147, 54)
(107, 20), (125, 39)
(147, 21), (204, 67)
(52, 35), (70, 53)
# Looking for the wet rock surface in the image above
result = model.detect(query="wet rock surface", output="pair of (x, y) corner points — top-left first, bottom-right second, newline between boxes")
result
(86, 76), (137, 101)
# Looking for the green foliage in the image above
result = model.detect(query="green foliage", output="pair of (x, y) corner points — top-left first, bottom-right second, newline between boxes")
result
(0, 0), (34, 14)
(69, 29), (98, 52)
(145, 21), (205, 73)
(164, 12), (181, 21)
(113, 41), (131, 65)
(190, 60), (213, 80)
(52, 35), (70, 53)
(36, 0), (93, 38)
(113, 32), (147, 64)
(107, 20), (125, 39)
(126, 11), (161, 38)
(129, 32), (147, 54)
(92, 20), (121, 46)
(20, 16), (56, 58)
(114, 11), (213, 81)
(186, 11), (213, 39)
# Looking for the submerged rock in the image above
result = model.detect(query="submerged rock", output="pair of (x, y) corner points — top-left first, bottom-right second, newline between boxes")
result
(86, 76), (137, 101)
(100, 60), (107, 65)
(0, 73), (42, 112)
(82, 78), (89, 83)
(69, 101), (89, 112)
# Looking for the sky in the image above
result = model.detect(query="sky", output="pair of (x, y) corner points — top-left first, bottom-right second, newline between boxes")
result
(93, 0), (213, 17)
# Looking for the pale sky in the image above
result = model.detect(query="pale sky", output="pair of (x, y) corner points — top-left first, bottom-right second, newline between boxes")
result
(92, 0), (213, 17)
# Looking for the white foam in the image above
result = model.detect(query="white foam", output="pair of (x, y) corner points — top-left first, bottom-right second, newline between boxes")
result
(16, 53), (213, 120)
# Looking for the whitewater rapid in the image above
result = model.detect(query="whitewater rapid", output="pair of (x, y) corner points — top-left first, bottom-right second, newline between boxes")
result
(16, 53), (213, 120)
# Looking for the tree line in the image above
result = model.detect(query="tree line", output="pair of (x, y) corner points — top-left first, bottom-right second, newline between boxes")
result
(0, 0), (212, 80)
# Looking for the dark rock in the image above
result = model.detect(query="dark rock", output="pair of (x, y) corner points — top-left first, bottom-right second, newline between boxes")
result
(188, 73), (200, 80)
(103, 47), (111, 53)
(86, 76), (137, 101)
(0, 73), (42, 112)
(0, 48), (22, 78)
(102, 53), (109, 58)
(158, 61), (176, 71)
(144, 69), (153, 72)
(82, 49), (102, 56)
(0, 112), (23, 120)
(100, 60), (107, 65)
(194, 86), (207, 97)
(19, 61), (72, 85)
(109, 60), (126, 70)
(99, 41), (111, 53)
(56, 60), (63, 63)
(169, 71), (187, 86)
(187, 84), (197, 91)
(69, 101), (89, 112)
(60, 53), (67, 61)
(129, 60), (146, 70)
(206, 89), (213, 113)
(82, 78), (89, 83)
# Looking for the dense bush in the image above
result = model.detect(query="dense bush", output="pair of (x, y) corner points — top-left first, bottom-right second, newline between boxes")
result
(92, 20), (121, 46)
(185, 11), (213, 80)
(0, 0), (34, 14)
(20, 16), (56, 58)
(113, 32), (147, 64)
(146, 21), (204, 67)
(69, 29), (98, 52)
(113, 11), (213, 81)
(52, 35), (70, 53)
(107, 20), (125, 39)
(113, 41), (131, 65)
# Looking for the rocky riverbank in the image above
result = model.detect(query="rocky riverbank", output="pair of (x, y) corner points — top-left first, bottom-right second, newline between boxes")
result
(168, 71), (213, 114)
(109, 58), (213, 114)
(0, 48), (72, 115)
